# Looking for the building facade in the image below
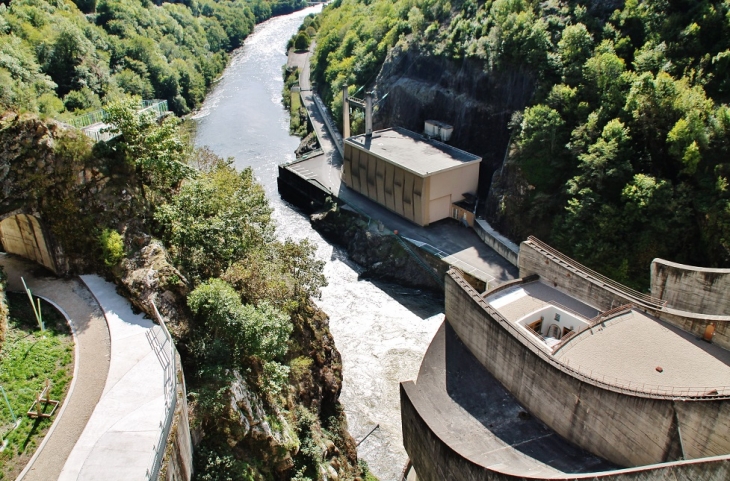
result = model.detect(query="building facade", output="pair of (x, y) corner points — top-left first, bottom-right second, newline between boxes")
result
(342, 127), (481, 226)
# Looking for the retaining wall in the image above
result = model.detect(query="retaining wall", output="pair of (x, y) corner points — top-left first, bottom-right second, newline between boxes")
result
(473, 219), (519, 267)
(651, 259), (730, 315)
(402, 381), (730, 481)
(160, 350), (193, 481)
(444, 271), (730, 468)
(519, 238), (730, 352)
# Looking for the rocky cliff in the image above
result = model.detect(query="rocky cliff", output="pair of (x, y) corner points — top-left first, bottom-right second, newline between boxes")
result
(310, 204), (443, 292)
(373, 43), (535, 209)
(115, 229), (359, 480)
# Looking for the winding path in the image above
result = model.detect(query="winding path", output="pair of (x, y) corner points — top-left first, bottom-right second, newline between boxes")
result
(0, 254), (111, 481)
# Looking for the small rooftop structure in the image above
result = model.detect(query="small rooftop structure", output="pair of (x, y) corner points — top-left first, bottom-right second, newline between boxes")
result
(342, 127), (481, 226)
(424, 120), (453, 142)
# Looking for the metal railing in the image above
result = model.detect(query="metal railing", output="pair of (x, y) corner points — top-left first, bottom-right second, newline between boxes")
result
(525, 236), (666, 310)
(449, 269), (730, 400)
(146, 301), (177, 480)
(63, 100), (169, 142)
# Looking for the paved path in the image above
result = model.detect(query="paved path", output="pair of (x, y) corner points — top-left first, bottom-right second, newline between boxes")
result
(59, 275), (168, 481)
(0, 254), (111, 481)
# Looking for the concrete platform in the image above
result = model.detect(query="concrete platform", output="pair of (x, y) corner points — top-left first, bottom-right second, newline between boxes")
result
(407, 321), (617, 476)
(556, 310), (730, 395)
(486, 280), (599, 322)
(59, 275), (167, 481)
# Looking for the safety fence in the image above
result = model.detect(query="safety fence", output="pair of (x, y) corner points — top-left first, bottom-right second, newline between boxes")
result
(146, 301), (177, 480)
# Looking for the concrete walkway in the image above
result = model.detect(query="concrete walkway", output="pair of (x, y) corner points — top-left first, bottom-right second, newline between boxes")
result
(59, 275), (168, 480)
(0, 254), (111, 481)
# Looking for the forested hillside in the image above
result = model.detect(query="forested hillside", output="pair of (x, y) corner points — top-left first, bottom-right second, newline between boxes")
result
(0, 0), (305, 116)
(311, 0), (730, 288)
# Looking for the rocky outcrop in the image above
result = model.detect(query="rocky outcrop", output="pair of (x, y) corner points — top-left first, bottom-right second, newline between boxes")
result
(374, 43), (536, 204)
(0, 112), (142, 274)
(113, 233), (359, 479)
(311, 205), (443, 292)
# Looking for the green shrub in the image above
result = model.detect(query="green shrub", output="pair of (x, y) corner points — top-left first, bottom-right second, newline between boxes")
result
(99, 229), (125, 267)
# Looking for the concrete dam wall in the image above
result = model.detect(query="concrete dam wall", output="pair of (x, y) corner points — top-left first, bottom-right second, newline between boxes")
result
(651, 259), (730, 315)
(442, 270), (730, 468)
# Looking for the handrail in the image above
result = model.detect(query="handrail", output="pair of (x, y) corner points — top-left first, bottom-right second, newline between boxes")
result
(63, 100), (169, 139)
(449, 269), (730, 400)
(525, 236), (666, 309)
(589, 303), (635, 326)
(146, 301), (177, 480)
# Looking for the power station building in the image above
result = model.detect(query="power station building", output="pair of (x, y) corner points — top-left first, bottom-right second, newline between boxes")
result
(342, 127), (481, 227)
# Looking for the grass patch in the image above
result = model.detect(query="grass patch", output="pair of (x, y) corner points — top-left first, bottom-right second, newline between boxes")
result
(0, 293), (73, 480)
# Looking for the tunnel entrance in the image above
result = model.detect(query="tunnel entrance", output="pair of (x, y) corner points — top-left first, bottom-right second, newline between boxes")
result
(0, 214), (58, 275)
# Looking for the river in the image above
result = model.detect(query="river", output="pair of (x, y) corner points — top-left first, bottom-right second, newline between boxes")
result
(193, 6), (444, 480)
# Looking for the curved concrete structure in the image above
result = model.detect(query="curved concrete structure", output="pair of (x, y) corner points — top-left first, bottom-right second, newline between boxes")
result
(651, 258), (730, 315)
(402, 251), (730, 480)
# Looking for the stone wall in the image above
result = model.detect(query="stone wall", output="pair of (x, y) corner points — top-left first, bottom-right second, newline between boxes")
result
(402, 381), (730, 480)
(651, 259), (730, 315)
(444, 271), (730, 468)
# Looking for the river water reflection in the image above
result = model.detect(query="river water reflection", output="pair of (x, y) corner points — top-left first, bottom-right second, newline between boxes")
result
(194, 8), (444, 479)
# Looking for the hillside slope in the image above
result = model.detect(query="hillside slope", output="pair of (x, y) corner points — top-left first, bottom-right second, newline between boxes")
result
(311, 0), (730, 288)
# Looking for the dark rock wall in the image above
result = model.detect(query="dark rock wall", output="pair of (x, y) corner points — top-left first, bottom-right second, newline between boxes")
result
(374, 44), (535, 205)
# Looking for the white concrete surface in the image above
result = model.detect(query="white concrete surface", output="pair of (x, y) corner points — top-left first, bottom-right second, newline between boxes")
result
(59, 275), (167, 481)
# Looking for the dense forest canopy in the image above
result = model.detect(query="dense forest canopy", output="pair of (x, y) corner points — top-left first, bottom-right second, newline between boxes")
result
(0, 0), (306, 116)
(311, 0), (730, 288)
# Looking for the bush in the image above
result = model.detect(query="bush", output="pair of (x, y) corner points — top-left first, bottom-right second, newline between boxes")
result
(294, 31), (310, 51)
(99, 229), (125, 267)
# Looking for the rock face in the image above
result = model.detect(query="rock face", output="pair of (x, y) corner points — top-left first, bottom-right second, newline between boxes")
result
(374, 43), (536, 204)
(0, 112), (142, 274)
(114, 234), (359, 479)
(310, 205), (443, 292)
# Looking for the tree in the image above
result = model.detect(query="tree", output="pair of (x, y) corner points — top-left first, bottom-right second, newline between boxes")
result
(294, 31), (310, 51)
(154, 160), (273, 282)
(103, 97), (192, 192)
(188, 278), (292, 362)
(558, 23), (593, 85)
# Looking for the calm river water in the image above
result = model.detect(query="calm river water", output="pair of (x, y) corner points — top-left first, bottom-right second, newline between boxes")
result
(194, 7), (444, 480)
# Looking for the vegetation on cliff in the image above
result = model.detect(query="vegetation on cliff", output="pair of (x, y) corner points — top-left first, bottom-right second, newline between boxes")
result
(310, 0), (730, 288)
(0, 97), (360, 478)
(0, 0), (306, 116)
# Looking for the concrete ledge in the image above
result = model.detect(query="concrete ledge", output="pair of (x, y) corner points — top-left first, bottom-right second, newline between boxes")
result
(403, 379), (730, 480)
(473, 219), (519, 267)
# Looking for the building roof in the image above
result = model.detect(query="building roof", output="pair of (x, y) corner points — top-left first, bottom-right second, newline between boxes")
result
(344, 127), (481, 177)
(554, 310), (730, 393)
(485, 281), (730, 395)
